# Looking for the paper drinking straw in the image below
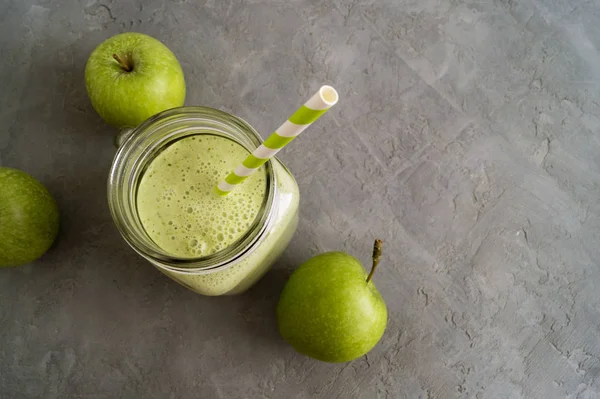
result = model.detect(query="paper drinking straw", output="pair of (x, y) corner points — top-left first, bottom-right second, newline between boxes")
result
(215, 85), (339, 196)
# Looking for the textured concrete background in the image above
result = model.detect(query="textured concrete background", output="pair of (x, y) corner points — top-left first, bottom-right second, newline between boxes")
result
(1, 0), (599, 398)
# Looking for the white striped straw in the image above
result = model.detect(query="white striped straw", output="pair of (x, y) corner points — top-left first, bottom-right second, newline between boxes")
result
(215, 85), (339, 195)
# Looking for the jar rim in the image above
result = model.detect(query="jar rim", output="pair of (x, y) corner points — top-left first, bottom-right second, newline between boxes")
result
(107, 106), (277, 273)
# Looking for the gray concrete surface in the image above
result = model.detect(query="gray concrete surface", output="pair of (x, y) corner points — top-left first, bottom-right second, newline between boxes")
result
(1, 0), (599, 398)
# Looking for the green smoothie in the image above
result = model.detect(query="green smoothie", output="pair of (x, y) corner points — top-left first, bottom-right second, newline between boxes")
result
(138, 135), (267, 257)
(137, 134), (299, 295)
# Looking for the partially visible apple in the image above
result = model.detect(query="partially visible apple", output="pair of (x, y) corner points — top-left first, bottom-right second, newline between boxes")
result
(277, 240), (388, 362)
(85, 32), (185, 128)
(0, 168), (60, 267)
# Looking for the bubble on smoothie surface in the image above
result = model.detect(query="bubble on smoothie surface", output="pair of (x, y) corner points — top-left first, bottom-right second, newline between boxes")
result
(136, 134), (267, 258)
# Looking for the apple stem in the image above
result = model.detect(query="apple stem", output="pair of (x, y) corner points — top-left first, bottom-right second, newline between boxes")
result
(113, 53), (132, 72)
(366, 239), (383, 283)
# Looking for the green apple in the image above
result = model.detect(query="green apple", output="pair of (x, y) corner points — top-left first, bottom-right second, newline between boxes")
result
(277, 240), (387, 362)
(0, 168), (60, 267)
(85, 32), (186, 128)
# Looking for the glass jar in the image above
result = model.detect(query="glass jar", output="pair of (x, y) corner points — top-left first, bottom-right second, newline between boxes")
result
(108, 107), (299, 296)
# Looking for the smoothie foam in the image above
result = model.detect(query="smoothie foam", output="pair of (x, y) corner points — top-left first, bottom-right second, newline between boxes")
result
(137, 135), (267, 258)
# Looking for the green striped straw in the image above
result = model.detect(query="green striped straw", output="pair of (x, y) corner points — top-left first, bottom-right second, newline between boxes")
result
(216, 85), (339, 196)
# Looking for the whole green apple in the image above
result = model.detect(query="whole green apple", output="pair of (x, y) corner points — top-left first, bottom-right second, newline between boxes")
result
(277, 240), (387, 362)
(85, 32), (186, 128)
(0, 168), (60, 267)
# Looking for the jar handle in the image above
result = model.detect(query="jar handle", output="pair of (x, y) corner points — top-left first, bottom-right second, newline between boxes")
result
(114, 128), (134, 148)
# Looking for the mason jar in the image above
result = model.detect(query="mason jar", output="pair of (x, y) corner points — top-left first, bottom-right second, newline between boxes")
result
(108, 107), (299, 296)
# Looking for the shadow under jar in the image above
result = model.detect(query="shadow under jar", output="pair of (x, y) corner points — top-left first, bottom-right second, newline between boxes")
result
(108, 107), (299, 296)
